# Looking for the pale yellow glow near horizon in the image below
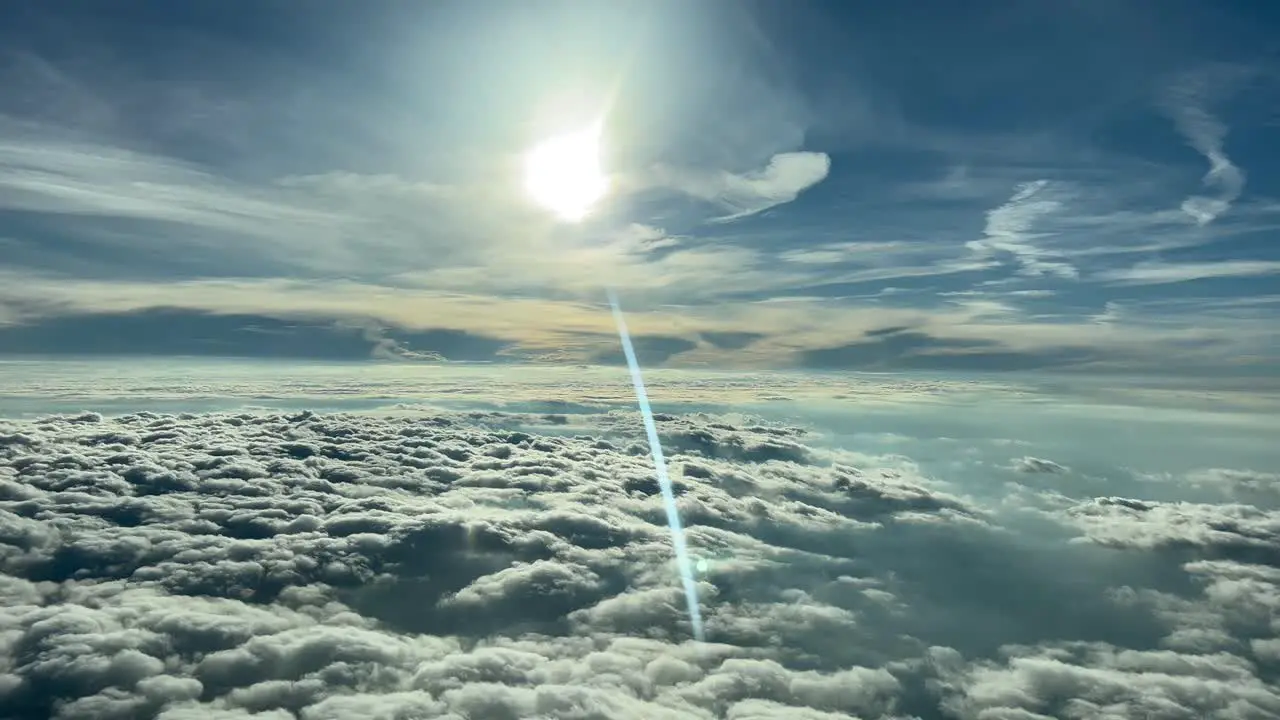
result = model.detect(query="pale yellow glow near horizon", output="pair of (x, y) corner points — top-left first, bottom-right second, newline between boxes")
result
(523, 123), (609, 222)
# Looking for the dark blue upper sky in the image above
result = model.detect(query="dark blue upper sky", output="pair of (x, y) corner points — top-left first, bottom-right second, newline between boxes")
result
(1, 0), (1277, 375)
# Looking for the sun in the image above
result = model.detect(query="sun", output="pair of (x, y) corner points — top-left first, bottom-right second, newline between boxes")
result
(523, 123), (609, 222)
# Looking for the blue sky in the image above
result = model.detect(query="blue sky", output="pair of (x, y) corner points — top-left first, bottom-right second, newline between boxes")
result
(1, 0), (1278, 377)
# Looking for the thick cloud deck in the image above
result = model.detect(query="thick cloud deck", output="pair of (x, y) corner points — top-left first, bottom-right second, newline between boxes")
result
(0, 410), (1277, 719)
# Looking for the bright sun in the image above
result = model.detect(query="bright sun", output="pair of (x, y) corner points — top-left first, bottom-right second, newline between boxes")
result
(523, 123), (608, 222)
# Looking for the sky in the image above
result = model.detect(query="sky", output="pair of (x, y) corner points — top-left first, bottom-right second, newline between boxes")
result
(1, 0), (1278, 377)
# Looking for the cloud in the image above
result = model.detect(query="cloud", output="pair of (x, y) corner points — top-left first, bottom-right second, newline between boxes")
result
(0, 408), (954, 718)
(0, 127), (833, 305)
(0, 308), (509, 362)
(0, 133), (344, 276)
(966, 180), (1078, 280)
(343, 320), (448, 363)
(1096, 260), (1280, 285)
(0, 272), (1176, 372)
(930, 641), (1280, 718)
(2, 101), (1276, 379)
(658, 151), (832, 222)
(1062, 496), (1280, 563)
(0, 399), (1277, 718)
(1162, 69), (1248, 226)
(776, 241), (915, 266)
(8, 269), (1271, 378)
(1012, 457), (1068, 474)
(698, 332), (765, 351)
(1184, 469), (1280, 503)
(798, 326), (1099, 372)
(590, 335), (700, 367)
(0, 136), (329, 230)
(0, 131), (721, 295)
(0, 354), (1057, 421)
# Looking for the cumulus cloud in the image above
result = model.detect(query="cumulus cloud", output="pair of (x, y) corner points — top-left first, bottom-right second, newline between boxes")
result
(1, 407), (1277, 719)
(1185, 469), (1280, 503)
(0, 409), (951, 718)
(929, 641), (1280, 718)
(1063, 496), (1280, 559)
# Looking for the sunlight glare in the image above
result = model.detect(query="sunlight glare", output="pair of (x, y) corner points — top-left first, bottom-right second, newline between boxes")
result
(523, 124), (609, 222)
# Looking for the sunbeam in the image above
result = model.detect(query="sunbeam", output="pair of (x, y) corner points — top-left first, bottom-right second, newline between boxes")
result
(608, 288), (706, 642)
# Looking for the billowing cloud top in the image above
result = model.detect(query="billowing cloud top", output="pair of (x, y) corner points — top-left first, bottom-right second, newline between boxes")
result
(0, 1), (1277, 377)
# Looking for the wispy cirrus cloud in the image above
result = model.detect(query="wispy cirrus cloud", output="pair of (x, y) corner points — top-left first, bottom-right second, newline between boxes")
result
(1096, 260), (1280, 285)
(777, 241), (915, 265)
(1162, 68), (1249, 226)
(0, 124), (836, 301)
(966, 180), (1078, 280)
(0, 131), (466, 276)
(653, 151), (832, 222)
(0, 134), (336, 236)
(0, 125), (913, 310)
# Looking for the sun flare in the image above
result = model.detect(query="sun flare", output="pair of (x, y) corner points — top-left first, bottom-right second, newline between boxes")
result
(523, 124), (608, 222)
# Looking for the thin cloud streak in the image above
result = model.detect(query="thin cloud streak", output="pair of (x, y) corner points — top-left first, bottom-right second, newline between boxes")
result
(1162, 70), (1248, 226)
(0, 135), (338, 235)
(965, 180), (1078, 280)
(1096, 260), (1280, 285)
(653, 151), (832, 222)
(0, 131), (840, 299)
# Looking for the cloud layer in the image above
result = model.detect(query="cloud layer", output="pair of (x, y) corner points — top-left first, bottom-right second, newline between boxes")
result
(1, 404), (1278, 719)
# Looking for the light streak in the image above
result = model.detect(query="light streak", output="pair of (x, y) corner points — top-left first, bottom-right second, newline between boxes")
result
(607, 288), (705, 642)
